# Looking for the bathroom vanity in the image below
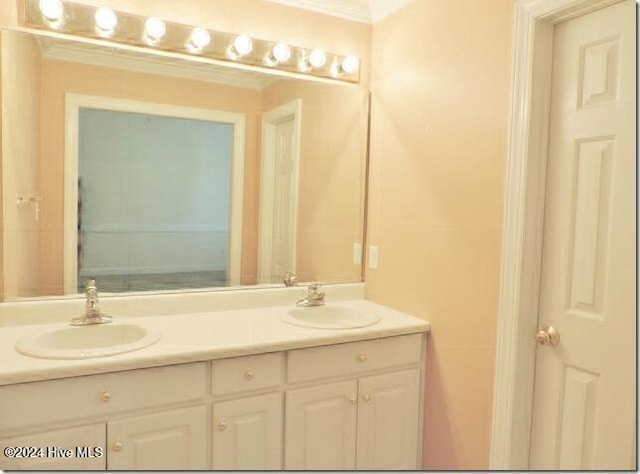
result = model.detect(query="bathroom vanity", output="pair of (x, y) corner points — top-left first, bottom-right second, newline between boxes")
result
(0, 286), (429, 471)
(0, 5), (428, 470)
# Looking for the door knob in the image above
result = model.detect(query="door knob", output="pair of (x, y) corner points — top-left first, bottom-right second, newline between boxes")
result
(536, 326), (560, 346)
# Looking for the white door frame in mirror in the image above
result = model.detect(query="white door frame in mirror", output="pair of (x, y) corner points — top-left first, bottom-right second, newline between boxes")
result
(257, 99), (302, 284)
(490, 0), (625, 469)
(63, 93), (245, 294)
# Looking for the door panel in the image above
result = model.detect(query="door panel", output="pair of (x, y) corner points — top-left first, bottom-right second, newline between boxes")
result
(212, 392), (283, 470)
(107, 405), (207, 470)
(356, 369), (420, 470)
(272, 118), (296, 278)
(0, 424), (106, 470)
(285, 380), (357, 470)
(530, 1), (635, 469)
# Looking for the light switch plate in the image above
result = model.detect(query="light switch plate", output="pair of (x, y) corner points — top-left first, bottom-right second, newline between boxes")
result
(353, 243), (362, 265)
(368, 246), (378, 269)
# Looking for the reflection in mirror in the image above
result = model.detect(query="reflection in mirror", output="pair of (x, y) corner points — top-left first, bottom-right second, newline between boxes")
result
(0, 30), (369, 300)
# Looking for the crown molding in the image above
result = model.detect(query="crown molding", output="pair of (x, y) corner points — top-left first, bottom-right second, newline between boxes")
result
(368, 0), (415, 22)
(266, 0), (414, 23)
(267, 0), (371, 23)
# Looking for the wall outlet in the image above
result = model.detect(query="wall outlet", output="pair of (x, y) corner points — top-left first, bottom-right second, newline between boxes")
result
(368, 246), (379, 269)
(353, 243), (363, 265)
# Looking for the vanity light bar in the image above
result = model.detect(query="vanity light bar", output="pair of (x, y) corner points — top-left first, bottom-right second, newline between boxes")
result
(21, 0), (361, 84)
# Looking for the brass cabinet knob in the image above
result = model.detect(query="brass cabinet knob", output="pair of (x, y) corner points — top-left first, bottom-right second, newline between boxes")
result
(112, 441), (123, 452)
(100, 391), (111, 403)
(357, 353), (366, 363)
(218, 421), (228, 431)
(348, 394), (358, 405)
(362, 394), (372, 403)
(244, 370), (255, 380)
(536, 326), (560, 346)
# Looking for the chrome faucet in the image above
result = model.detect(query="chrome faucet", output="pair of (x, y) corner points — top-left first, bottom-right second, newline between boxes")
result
(71, 279), (113, 326)
(296, 283), (325, 307)
(284, 272), (298, 287)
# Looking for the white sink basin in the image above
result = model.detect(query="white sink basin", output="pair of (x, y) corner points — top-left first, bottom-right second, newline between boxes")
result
(15, 323), (161, 360)
(281, 305), (381, 329)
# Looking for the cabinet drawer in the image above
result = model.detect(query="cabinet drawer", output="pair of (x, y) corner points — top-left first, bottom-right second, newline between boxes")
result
(287, 334), (422, 383)
(0, 362), (206, 432)
(211, 353), (283, 396)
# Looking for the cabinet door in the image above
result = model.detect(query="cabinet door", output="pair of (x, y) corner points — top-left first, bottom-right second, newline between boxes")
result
(285, 380), (357, 470)
(212, 392), (283, 470)
(107, 405), (207, 470)
(356, 369), (421, 470)
(0, 424), (106, 470)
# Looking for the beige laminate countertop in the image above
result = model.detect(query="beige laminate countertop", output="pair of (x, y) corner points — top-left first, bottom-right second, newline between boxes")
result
(0, 299), (429, 386)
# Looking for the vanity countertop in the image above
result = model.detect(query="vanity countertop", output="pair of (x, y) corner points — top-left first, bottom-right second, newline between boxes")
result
(0, 299), (429, 386)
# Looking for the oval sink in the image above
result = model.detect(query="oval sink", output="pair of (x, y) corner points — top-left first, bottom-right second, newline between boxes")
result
(15, 323), (161, 360)
(281, 305), (381, 329)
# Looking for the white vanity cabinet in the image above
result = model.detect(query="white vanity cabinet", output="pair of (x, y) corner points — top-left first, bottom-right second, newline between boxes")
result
(0, 333), (425, 471)
(210, 353), (284, 470)
(0, 424), (106, 470)
(106, 406), (208, 470)
(284, 334), (423, 470)
(285, 380), (359, 469)
(212, 393), (283, 470)
(0, 363), (208, 471)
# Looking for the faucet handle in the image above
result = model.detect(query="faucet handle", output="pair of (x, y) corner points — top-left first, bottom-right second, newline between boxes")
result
(85, 279), (97, 292)
(308, 282), (321, 292)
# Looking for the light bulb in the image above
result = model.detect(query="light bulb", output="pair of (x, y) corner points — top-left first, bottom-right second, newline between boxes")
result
(144, 17), (166, 43)
(233, 35), (253, 56)
(341, 56), (359, 75)
(188, 27), (211, 52)
(272, 43), (291, 63)
(308, 48), (327, 69)
(95, 7), (117, 34)
(39, 0), (64, 21)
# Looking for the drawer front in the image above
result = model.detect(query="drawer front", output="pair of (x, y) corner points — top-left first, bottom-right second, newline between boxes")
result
(0, 362), (206, 433)
(212, 353), (283, 396)
(287, 334), (422, 384)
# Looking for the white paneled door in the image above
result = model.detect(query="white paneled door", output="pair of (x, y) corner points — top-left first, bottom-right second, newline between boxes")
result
(271, 117), (297, 278)
(212, 392), (283, 470)
(356, 369), (420, 470)
(285, 380), (358, 470)
(529, 0), (635, 469)
(0, 424), (106, 470)
(106, 406), (207, 470)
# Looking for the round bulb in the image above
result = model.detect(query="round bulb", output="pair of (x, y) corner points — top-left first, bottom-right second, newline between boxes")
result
(95, 7), (117, 33)
(39, 0), (64, 21)
(341, 56), (359, 74)
(144, 17), (166, 42)
(272, 43), (291, 63)
(233, 35), (253, 56)
(189, 27), (211, 50)
(308, 48), (327, 68)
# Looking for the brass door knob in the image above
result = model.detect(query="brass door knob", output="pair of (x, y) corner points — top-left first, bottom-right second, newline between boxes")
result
(536, 326), (560, 346)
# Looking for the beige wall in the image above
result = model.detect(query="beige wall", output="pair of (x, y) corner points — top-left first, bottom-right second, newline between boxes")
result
(38, 58), (263, 293)
(1, 33), (41, 298)
(367, 0), (513, 469)
(262, 80), (368, 283)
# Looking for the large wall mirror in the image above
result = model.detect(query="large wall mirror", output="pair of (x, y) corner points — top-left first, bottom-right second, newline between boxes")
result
(1, 29), (369, 300)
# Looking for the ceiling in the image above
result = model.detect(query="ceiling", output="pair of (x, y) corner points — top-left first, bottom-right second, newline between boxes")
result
(265, 0), (415, 23)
